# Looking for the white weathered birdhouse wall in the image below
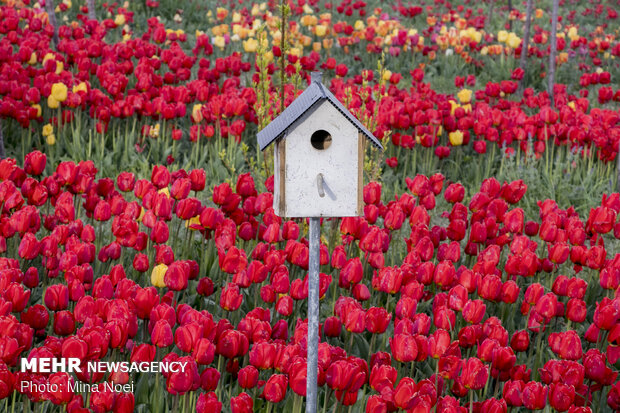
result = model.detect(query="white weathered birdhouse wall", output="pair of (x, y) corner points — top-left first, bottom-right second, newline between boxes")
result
(274, 100), (361, 218)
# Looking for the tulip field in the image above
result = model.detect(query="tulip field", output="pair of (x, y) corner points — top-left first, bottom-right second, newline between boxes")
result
(2, 0), (620, 411)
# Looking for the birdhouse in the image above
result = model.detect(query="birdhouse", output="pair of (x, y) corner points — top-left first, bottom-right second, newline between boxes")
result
(257, 72), (383, 218)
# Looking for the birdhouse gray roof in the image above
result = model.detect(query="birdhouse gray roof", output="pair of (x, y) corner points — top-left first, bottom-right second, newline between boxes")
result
(257, 72), (384, 151)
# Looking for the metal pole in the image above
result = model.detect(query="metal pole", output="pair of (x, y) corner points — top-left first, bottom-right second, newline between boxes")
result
(306, 217), (320, 413)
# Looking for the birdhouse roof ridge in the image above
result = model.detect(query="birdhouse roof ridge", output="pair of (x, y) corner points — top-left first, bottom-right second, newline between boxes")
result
(257, 77), (383, 151)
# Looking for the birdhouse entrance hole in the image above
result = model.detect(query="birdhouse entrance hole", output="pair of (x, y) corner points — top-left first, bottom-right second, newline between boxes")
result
(310, 129), (332, 150)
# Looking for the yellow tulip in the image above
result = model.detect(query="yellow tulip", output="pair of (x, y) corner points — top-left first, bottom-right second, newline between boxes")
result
(114, 14), (126, 26)
(243, 38), (258, 53)
(47, 95), (59, 109)
(28, 52), (37, 65)
(457, 88), (472, 104)
(471, 30), (481, 43)
(42, 123), (53, 137)
(191, 104), (203, 123)
(158, 187), (170, 197)
(507, 33), (521, 49)
(213, 35), (226, 49)
(32, 104), (42, 117)
(46, 134), (56, 145)
(315, 24), (327, 37)
(449, 101), (460, 115)
(185, 215), (201, 229)
(216, 7), (228, 20)
(55, 61), (64, 75)
(497, 30), (508, 43)
(449, 131), (464, 146)
(567, 27), (578, 41)
(51, 82), (68, 102)
(151, 264), (167, 288)
(72, 82), (87, 93)
(300, 15), (317, 27)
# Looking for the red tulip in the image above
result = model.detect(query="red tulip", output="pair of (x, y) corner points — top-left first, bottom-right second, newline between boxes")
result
(324, 316), (342, 337)
(462, 299), (486, 324)
(236, 173), (257, 198)
(522, 381), (547, 410)
(339, 257), (363, 288)
(230, 392), (253, 413)
(390, 334), (418, 363)
(169, 357), (200, 395)
(219, 247), (247, 274)
(196, 392), (222, 413)
(444, 183), (464, 203)
(217, 330), (249, 359)
(151, 319), (173, 347)
(501, 180), (526, 204)
(53, 310), (75, 336)
(503, 379), (524, 406)
(187, 169), (205, 192)
(263, 374), (288, 403)
(116, 172), (135, 192)
(369, 364), (397, 392)
(47, 373), (73, 404)
(151, 165), (171, 189)
(24, 151), (46, 176)
(363, 182), (382, 205)
(238, 366), (258, 389)
(18, 233), (40, 260)
(44, 284), (69, 311)
(393, 377), (417, 410)
(510, 330), (530, 352)
(461, 357), (488, 390)
(200, 368), (220, 392)
(549, 382), (575, 412)
(365, 395), (387, 413)
(372, 266), (403, 294)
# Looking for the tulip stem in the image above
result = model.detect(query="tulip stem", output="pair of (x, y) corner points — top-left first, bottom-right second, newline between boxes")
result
(348, 332), (354, 353)
(469, 390), (473, 413)
(368, 334), (376, 357)
(215, 355), (224, 400)
(322, 389), (331, 413)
